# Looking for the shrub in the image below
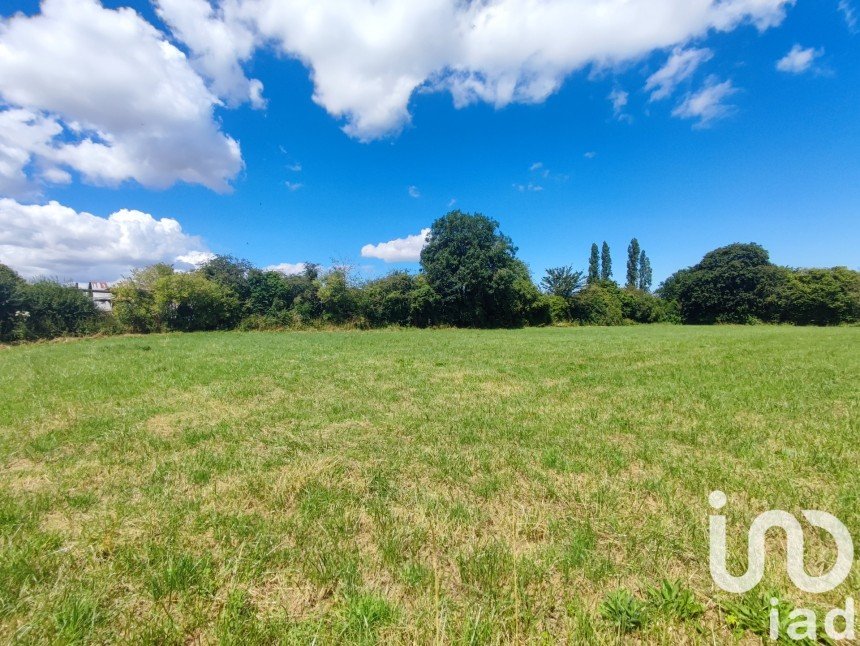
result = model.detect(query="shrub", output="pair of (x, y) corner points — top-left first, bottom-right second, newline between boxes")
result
(152, 273), (240, 332)
(317, 269), (357, 324)
(546, 294), (570, 324)
(776, 267), (860, 325)
(361, 272), (415, 326)
(619, 288), (669, 323)
(570, 284), (622, 326)
(0, 263), (26, 342)
(113, 264), (174, 333)
(17, 280), (98, 340)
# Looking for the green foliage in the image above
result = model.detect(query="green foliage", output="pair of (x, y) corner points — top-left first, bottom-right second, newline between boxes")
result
(420, 210), (537, 327)
(646, 580), (703, 620)
(7, 218), (858, 340)
(16, 280), (98, 340)
(570, 284), (623, 326)
(599, 589), (647, 633)
(540, 266), (584, 299)
(661, 243), (860, 325)
(199, 255), (254, 303)
(113, 264), (175, 332)
(720, 592), (818, 644)
(626, 238), (640, 288)
(0, 263), (25, 342)
(588, 243), (599, 284)
(639, 250), (652, 292)
(619, 287), (669, 323)
(663, 243), (776, 323)
(318, 269), (357, 324)
(152, 272), (240, 332)
(545, 294), (570, 323)
(600, 241), (612, 281)
(408, 276), (441, 328)
(776, 267), (860, 325)
(361, 271), (415, 326)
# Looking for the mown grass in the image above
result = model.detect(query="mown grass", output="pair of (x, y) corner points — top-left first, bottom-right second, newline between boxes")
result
(0, 325), (857, 643)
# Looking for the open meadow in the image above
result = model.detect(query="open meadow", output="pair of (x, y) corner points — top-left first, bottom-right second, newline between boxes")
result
(1, 326), (858, 643)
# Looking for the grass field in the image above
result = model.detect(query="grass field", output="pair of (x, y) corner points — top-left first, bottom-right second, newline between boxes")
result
(1, 326), (858, 643)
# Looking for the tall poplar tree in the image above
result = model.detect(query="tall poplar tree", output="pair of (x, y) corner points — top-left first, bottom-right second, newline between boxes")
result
(600, 241), (612, 281)
(626, 238), (640, 288)
(588, 243), (600, 284)
(639, 251), (653, 292)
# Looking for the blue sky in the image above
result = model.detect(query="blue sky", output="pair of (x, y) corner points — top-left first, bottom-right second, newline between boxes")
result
(0, 0), (858, 284)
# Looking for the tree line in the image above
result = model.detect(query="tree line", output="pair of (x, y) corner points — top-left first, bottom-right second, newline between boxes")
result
(1, 210), (858, 342)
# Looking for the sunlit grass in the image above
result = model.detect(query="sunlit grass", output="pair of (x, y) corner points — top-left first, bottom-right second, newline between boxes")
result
(1, 326), (857, 642)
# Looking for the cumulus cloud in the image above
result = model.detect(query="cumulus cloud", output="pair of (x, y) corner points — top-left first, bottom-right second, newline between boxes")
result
(672, 76), (738, 127)
(776, 44), (823, 74)
(155, 0), (265, 108)
(154, 0), (793, 141)
(0, 0), (242, 196)
(0, 198), (210, 280)
(408, 185), (421, 198)
(265, 262), (307, 275)
(361, 229), (430, 263)
(645, 47), (713, 100)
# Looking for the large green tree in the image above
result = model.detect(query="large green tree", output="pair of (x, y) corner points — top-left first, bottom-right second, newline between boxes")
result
(638, 250), (652, 292)
(600, 241), (612, 281)
(626, 238), (641, 288)
(588, 243), (600, 284)
(420, 210), (535, 327)
(541, 266), (584, 299)
(0, 263), (25, 341)
(661, 243), (776, 324)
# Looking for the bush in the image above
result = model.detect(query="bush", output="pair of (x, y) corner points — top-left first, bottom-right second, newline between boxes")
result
(17, 280), (98, 340)
(570, 284), (622, 326)
(776, 267), (860, 325)
(361, 272), (415, 326)
(661, 244), (860, 326)
(619, 288), (670, 324)
(152, 273), (240, 332)
(546, 294), (570, 324)
(317, 269), (357, 324)
(113, 264), (174, 332)
(0, 263), (26, 342)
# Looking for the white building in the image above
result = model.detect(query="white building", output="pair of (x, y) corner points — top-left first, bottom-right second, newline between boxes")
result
(77, 282), (114, 312)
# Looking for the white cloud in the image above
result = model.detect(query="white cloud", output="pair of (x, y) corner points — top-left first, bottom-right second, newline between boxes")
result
(608, 88), (630, 118)
(361, 228), (430, 263)
(284, 181), (303, 191)
(584, 151), (597, 159)
(645, 46), (713, 100)
(408, 185), (421, 198)
(0, 0), (242, 196)
(672, 76), (738, 127)
(529, 162), (544, 172)
(155, 0), (264, 108)
(265, 262), (307, 275)
(513, 183), (544, 192)
(776, 44), (823, 74)
(156, 0), (793, 141)
(0, 198), (209, 280)
(839, 1), (858, 32)
(176, 251), (216, 268)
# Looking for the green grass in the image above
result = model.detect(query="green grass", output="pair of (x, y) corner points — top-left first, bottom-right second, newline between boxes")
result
(0, 325), (857, 643)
